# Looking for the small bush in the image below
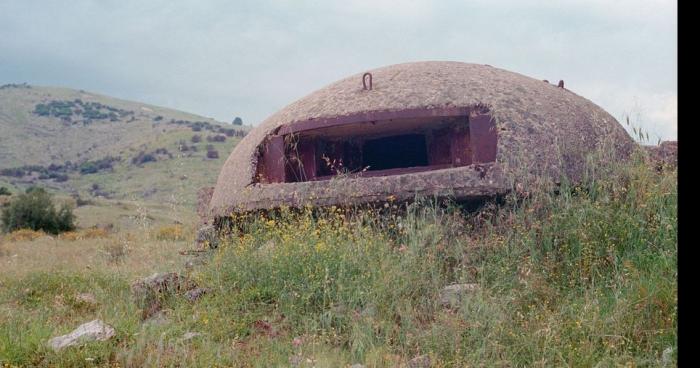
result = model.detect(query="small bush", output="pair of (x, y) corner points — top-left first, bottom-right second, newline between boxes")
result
(191, 135), (202, 143)
(131, 152), (157, 165)
(206, 135), (226, 142)
(206, 149), (219, 159)
(0, 187), (10, 196)
(1, 187), (76, 234)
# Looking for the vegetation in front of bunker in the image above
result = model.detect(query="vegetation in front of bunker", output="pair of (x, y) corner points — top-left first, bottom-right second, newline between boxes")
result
(0, 150), (676, 367)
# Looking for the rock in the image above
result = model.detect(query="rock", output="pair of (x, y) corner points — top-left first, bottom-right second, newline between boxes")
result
(439, 283), (479, 309)
(195, 225), (219, 249)
(131, 272), (196, 319)
(408, 354), (431, 368)
(73, 292), (98, 310)
(131, 272), (187, 299)
(182, 332), (203, 341)
(184, 256), (207, 270)
(48, 319), (115, 351)
(662, 346), (674, 366)
(185, 287), (209, 302)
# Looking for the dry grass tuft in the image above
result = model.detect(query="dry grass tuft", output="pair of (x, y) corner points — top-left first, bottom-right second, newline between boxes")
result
(5, 228), (46, 242)
(155, 224), (187, 241)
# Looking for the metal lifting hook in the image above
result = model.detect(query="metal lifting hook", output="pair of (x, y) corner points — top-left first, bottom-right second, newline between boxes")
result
(362, 72), (372, 90)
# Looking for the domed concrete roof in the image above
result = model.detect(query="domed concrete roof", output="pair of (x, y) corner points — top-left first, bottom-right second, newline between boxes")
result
(208, 61), (634, 218)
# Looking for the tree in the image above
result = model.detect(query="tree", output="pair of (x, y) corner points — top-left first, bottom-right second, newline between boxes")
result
(1, 187), (75, 234)
(232, 117), (243, 126)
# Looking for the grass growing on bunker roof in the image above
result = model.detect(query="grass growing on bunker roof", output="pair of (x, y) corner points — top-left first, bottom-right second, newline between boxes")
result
(0, 150), (676, 367)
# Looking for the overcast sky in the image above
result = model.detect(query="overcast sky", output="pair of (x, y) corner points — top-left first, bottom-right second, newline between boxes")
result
(0, 0), (677, 140)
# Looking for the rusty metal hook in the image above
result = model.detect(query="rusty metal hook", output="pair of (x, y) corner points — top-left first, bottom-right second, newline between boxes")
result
(362, 72), (372, 90)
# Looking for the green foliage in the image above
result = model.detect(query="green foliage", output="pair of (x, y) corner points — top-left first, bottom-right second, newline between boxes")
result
(0, 186), (10, 196)
(1, 187), (76, 234)
(232, 116), (243, 125)
(32, 99), (132, 123)
(0, 154), (677, 366)
(78, 156), (118, 175)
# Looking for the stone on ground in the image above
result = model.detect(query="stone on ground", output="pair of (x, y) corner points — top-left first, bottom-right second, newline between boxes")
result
(48, 319), (115, 352)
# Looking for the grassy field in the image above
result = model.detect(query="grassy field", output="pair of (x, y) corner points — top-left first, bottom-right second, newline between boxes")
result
(0, 153), (677, 367)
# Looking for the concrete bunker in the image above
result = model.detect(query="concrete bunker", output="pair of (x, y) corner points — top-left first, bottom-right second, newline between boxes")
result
(204, 61), (636, 223)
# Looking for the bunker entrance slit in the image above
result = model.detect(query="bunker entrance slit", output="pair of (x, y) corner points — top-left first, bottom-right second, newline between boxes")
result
(256, 110), (496, 184)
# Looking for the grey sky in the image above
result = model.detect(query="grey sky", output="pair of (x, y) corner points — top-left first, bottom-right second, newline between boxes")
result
(1, 0), (677, 140)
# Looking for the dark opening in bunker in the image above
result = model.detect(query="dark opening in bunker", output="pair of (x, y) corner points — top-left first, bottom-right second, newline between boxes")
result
(362, 134), (428, 171)
(255, 108), (497, 184)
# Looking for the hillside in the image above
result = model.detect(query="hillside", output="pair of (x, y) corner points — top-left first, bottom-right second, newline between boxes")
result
(0, 83), (248, 206)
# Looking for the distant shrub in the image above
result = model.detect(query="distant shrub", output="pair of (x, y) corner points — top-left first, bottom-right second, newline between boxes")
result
(52, 173), (69, 182)
(32, 99), (133, 124)
(0, 187), (10, 196)
(153, 115), (163, 121)
(0, 168), (25, 177)
(131, 151), (157, 165)
(220, 128), (236, 137)
(1, 187), (75, 234)
(74, 196), (92, 206)
(79, 156), (118, 175)
(178, 140), (196, 152)
(206, 149), (220, 159)
(79, 162), (99, 174)
(207, 135), (226, 143)
(191, 135), (202, 143)
(232, 117), (243, 125)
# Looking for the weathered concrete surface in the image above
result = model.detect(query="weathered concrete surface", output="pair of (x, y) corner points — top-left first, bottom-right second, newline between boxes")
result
(131, 272), (197, 319)
(48, 319), (115, 351)
(214, 163), (506, 214)
(645, 140), (677, 170)
(197, 186), (215, 225)
(209, 61), (635, 219)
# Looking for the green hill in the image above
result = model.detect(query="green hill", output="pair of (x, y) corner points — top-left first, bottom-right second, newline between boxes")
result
(0, 83), (248, 206)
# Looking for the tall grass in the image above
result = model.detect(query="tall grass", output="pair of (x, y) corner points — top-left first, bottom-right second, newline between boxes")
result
(0, 151), (676, 367)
